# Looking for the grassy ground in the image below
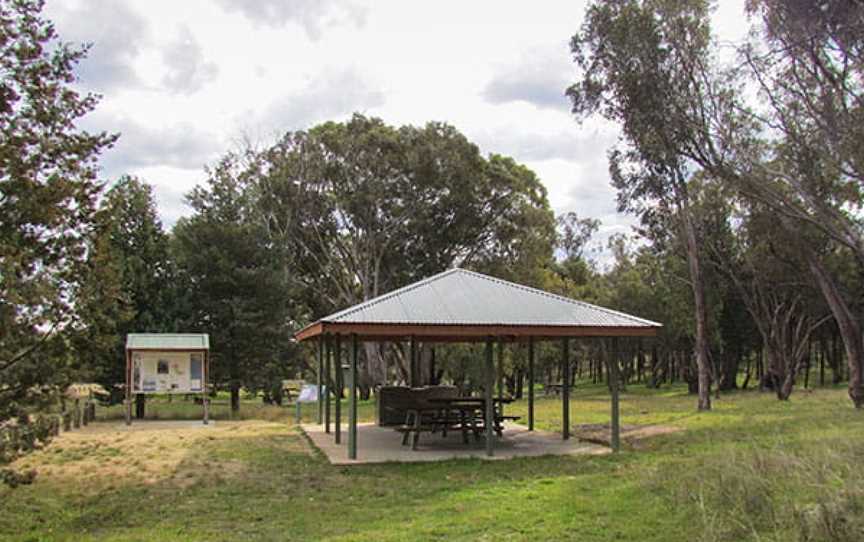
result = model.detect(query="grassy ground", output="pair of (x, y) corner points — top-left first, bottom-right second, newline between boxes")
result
(2, 384), (862, 541)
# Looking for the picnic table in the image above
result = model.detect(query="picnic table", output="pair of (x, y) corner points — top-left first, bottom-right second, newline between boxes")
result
(543, 383), (565, 396)
(397, 397), (519, 450)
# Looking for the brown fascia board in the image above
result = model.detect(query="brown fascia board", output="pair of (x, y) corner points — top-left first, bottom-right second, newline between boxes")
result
(294, 321), (659, 342)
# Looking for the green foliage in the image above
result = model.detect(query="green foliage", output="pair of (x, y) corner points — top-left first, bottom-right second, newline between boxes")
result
(173, 154), (297, 408)
(71, 177), (178, 396)
(256, 115), (556, 311)
(0, 467), (35, 489)
(0, 413), (57, 470)
(0, 0), (116, 421)
(252, 114), (555, 386)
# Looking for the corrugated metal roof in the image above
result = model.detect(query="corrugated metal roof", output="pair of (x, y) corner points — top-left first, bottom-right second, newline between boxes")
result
(126, 333), (210, 350)
(318, 268), (661, 328)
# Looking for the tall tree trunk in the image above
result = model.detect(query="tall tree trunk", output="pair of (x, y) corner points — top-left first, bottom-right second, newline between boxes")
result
(682, 207), (712, 410)
(741, 353), (752, 390)
(230, 383), (240, 412)
(807, 254), (864, 408)
(819, 337), (825, 386)
(777, 370), (796, 401)
(831, 331), (843, 384)
(363, 342), (387, 388)
(719, 347), (740, 391)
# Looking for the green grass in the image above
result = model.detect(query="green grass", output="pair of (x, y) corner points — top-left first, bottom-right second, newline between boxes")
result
(97, 394), (378, 424)
(2, 384), (862, 541)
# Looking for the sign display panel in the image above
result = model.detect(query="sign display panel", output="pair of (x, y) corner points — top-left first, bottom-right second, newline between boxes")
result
(131, 351), (204, 394)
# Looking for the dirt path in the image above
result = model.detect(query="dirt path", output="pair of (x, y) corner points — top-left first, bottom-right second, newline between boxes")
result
(572, 423), (682, 449)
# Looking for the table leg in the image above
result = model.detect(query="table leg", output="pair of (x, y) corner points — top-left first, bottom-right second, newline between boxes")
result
(402, 411), (413, 446)
(460, 410), (469, 444)
(470, 408), (482, 441)
(411, 410), (421, 450)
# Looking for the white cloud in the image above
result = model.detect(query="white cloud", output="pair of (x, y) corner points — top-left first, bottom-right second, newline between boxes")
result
(483, 43), (575, 112)
(214, 0), (366, 39)
(161, 25), (218, 95)
(252, 68), (385, 134)
(47, 0), (149, 92)
(473, 124), (615, 163)
(81, 112), (222, 180)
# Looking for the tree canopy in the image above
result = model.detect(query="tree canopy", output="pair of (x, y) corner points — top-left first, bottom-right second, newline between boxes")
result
(0, 0), (115, 420)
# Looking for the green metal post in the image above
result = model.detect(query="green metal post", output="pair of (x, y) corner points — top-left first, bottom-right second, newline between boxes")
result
(334, 335), (342, 444)
(485, 337), (495, 457)
(325, 336), (331, 434)
(409, 336), (417, 387)
(317, 335), (324, 425)
(562, 337), (570, 440)
(528, 337), (535, 431)
(349, 334), (359, 459)
(497, 339), (504, 400)
(610, 338), (621, 453)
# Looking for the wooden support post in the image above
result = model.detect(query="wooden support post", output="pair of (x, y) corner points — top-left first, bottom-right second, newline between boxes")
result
(325, 336), (331, 434)
(485, 337), (495, 457)
(528, 337), (535, 431)
(409, 336), (417, 387)
(349, 334), (358, 460)
(203, 350), (210, 425)
(497, 339), (504, 399)
(610, 337), (621, 453)
(562, 337), (570, 440)
(335, 335), (342, 444)
(124, 350), (132, 426)
(317, 335), (324, 425)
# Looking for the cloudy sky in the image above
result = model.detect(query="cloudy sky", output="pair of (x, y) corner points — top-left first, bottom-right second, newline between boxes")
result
(48, 0), (749, 257)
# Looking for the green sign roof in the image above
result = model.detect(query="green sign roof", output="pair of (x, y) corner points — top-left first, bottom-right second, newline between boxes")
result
(126, 333), (210, 350)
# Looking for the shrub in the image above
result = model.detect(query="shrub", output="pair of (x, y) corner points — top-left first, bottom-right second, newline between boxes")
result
(0, 468), (36, 488)
(0, 414), (59, 487)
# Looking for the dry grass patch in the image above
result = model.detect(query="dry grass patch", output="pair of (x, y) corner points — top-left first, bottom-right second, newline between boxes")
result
(8, 419), (307, 495)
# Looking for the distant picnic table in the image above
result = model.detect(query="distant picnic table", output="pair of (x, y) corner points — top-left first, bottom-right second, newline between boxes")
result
(397, 396), (519, 450)
(544, 383), (565, 396)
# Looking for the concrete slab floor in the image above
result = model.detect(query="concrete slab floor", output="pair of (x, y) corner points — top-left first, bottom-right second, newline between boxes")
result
(301, 422), (610, 465)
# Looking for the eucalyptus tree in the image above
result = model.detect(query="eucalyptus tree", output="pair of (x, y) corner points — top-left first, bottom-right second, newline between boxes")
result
(713, 202), (831, 399)
(742, 0), (864, 263)
(557, 212), (600, 263)
(568, 0), (718, 409)
(552, 212), (600, 289)
(467, 154), (557, 288)
(253, 115), (555, 389)
(734, 0), (864, 407)
(0, 0), (116, 420)
(570, 0), (864, 408)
